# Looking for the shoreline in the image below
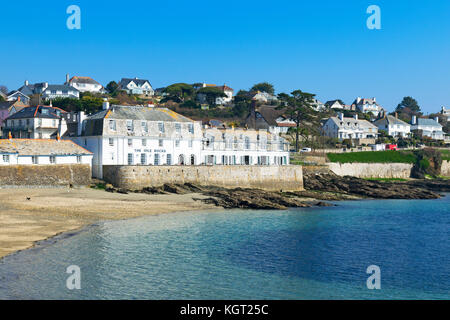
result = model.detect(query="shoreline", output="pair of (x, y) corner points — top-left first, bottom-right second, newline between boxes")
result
(0, 186), (219, 259)
(2, 173), (450, 260)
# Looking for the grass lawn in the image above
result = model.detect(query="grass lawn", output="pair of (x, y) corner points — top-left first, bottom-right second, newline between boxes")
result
(327, 151), (416, 164)
(440, 149), (450, 161)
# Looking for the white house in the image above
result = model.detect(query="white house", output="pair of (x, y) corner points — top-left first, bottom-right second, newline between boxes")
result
(196, 84), (234, 105)
(249, 91), (278, 103)
(70, 104), (291, 179)
(310, 98), (326, 112)
(202, 127), (290, 166)
(3, 105), (68, 139)
(66, 74), (106, 94)
(119, 78), (154, 96)
(6, 91), (30, 104)
(411, 116), (445, 140)
(325, 100), (345, 110)
(0, 138), (92, 166)
(322, 113), (378, 140)
(351, 97), (384, 117)
(374, 115), (411, 138)
(440, 106), (450, 121)
(18, 80), (79, 100)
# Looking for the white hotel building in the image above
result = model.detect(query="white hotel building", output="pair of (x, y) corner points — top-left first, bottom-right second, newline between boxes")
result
(71, 104), (290, 178)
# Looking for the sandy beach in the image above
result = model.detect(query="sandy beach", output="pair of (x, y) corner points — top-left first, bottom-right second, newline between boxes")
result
(0, 187), (218, 259)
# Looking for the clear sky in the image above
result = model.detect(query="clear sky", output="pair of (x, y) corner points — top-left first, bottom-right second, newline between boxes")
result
(1, 0), (449, 113)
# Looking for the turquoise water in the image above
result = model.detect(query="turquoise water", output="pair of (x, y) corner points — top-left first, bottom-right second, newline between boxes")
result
(0, 195), (449, 299)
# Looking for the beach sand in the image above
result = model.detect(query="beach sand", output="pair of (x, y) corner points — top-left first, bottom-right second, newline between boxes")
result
(0, 187), (217, 259)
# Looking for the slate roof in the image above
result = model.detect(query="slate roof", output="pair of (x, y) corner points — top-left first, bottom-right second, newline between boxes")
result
(329, 117), (378, 129)
(416, 118), (442, 127)
(374, 115), (409, 126)
(87, 105), (194, 122)
(0, 139), (92, 156)
(119, 78), (151, 87)
(7, 105), (67, 120)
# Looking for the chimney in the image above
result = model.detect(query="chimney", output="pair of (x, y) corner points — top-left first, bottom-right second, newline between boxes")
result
(66, 73), (70, 84)
(411, 115), (417, 125)
(338, 112), (344, 121)
(434, 116), (439, 123)
(77, 111), (86, 136)
(102, 99), (110, 110)
(44, 82), (48, 89)
(353, 114), (358, 120)
(373, 97), (376, 103)
(395, 112), (398, 119)
(356, 97), (361, 104)
(24, 80), (29, 86)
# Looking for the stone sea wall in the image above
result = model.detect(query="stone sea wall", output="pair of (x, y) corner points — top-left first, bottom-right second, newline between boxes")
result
(0, 164), (92, 186)
(442, 160), (450, 177)
(327, 162), (413, 179)
(103, 165), (304, 191)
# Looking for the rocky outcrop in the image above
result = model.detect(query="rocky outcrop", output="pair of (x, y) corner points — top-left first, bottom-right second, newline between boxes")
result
(303, 171), (447, 199)
(97, 170), (449, 210)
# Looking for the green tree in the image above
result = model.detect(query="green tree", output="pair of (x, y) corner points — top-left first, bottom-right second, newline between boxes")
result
(250, 82), (275, 95)
(106, 81), (119, 94)
(396, 96), (420, 113)
(164, 83), (195, 102)
(197, 87), (226, 107)
(277, 90), (316, 152)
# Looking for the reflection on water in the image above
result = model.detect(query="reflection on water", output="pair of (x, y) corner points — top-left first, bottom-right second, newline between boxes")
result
(0, 196), (449, 299)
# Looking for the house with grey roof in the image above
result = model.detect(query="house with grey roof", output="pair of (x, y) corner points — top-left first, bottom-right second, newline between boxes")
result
(5, 90), (30, 104)
(119, 77), (154, 96)
(322, 113), (378, 144)
(3, 105), (68, 139)
(0, 138), (92, 166)
(69, 103), (291, 179)
(411, 116), (445, 140)
(18, 80), (79, 100)
(374, 115), (411, 138)
(245, 105), (296, 135)
(351, 97), (384, 117)
(440, 106), (450, 122)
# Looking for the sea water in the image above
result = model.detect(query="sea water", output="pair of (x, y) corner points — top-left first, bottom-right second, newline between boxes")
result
(0, 196), (449, 299)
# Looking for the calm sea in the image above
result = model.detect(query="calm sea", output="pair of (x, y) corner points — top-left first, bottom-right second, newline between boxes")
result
(0, 195), (449, 299)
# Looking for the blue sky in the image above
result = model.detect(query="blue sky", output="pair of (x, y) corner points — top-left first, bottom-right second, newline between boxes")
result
(1, 0), (449, 113)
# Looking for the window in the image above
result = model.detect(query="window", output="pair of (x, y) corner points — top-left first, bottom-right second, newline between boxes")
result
(158, 139), (163, 147)
(158, 122), (165, 133)
(154, 154), (160, 165)
(175, 123), (181, 133)
(175, 140), (180, 147)
(189, 140), (193, 148)
(32, 156), (39, 164)
(127, 120), (133, 132)
(109, 138), (114, 146)
(2, 155), (10, 163)
(128, 139), (132, 147)
(50, 156), (56, 164)
(188, 123), (194, 134)
(19, 120), (22, 126)
(244, 137), (250, 150)
(142, 139), (147, 146)
(77, 156), (82, 164)
(142, 121), (148, 133)
(127, 153), (133, 165)
(140, 153), (147, 165)
(166, 154), (172, 165)
(109, 120), (116, 131)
